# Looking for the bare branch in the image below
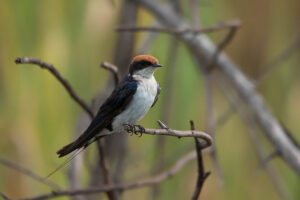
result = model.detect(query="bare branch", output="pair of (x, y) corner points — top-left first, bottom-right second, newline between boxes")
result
(216, 34), (300, 129)
(0, 193), (12, 200)
(123, 121), (212, 148)
(15, 57), (94, 119)
(203, 75), (224, 185)
(116, 20), (241, 35)
(97, 140), (119, 200)
(12, 152), (196, 200)
(101, 62), (120, 86)
(216, 75), (291, 200)
(255, 34), (300, 84)
(190, 121), (210, 200)
(99, 62), (121, 200)
(189, 0), (201, 27)
(207, 26), (239, 71)
(136, 0), (300, 176)
(262, 150), (280, 165)
(0, 158), (61, 190)
(151, 30), (180, 199)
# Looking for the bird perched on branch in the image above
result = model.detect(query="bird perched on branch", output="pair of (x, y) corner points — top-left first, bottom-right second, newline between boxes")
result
(57, 55), (162, 157)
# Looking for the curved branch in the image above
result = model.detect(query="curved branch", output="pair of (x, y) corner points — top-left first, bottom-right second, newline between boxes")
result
(10, 152), (196, 200)
(14, 57), (94, 119)
(124, 120), (212, 148)
(136, 0), (300, 176)
(101, 62), (120, 86)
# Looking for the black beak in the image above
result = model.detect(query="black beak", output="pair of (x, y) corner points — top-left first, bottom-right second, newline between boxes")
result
(153, 63), (163, 68)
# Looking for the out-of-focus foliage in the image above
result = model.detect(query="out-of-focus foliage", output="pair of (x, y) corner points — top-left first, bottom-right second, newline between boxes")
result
(0, 0), (299, 199)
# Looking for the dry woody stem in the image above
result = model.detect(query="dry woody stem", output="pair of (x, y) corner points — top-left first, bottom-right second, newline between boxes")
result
(123, 120), (212, 148)
(14, 57), (94, 119)
(5, 152), (197, 200)
(116, 20), (241, 35)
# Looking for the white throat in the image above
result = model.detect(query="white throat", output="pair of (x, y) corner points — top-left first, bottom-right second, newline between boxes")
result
(133, 67), (156, 79)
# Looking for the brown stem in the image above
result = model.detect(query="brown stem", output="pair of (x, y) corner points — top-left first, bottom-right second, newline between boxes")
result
(136, 0), (300, 176)
(15, 57), (94, 119)
(0, 158), (61, 190)
(123, 120), (213, 148)
(101, 62), (120, 86)
(11, 152), (197, 200)
(116, 20), (241, 35)
(190, 121), (211, 200)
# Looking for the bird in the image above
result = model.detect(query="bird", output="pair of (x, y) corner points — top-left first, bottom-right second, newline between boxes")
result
(57, 55), (162, 157)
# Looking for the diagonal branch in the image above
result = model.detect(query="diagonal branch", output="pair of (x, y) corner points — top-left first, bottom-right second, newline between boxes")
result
(0, 158), (61, 190)
(207, 25), (239, 71)
(15, 57), (94, 119)
(216, 75), (291, 200)
(216, 34), (300, 130)
(136, 0), (300, 176)
(0, 193), (11, 200)
(116, 20), (241, 35)
(9, 151), (197, 200)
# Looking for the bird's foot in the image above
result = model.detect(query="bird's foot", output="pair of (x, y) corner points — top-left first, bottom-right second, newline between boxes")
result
(123, 124), (145, 137)
(124, 124), (134, 136)
(134, 125), (145, 137)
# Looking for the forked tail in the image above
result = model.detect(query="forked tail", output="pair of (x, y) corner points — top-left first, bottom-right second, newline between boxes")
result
(56, 141), (80, 157)
(56, 132), (92, 157)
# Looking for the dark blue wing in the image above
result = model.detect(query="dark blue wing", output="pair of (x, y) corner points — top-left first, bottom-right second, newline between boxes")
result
(57, 76), (138, 157)
(85, 75), (138, 135)
(151, 83), (160, 107)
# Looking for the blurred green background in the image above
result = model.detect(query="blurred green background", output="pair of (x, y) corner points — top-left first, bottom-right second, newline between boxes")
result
(0, 0), (300, 199)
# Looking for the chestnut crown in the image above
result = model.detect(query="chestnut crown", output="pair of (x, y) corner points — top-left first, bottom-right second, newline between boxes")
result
(129, 55), (162, 75)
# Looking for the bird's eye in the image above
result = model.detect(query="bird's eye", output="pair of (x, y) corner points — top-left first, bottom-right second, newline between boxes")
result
(141, 60), (147, 65)
(140, 60), (151, 66)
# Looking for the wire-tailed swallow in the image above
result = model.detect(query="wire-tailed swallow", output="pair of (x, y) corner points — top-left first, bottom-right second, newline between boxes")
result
(57, 55), (162, 157)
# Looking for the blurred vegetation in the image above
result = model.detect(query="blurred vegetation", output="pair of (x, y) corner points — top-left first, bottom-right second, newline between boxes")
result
(0, 0), (300, 199)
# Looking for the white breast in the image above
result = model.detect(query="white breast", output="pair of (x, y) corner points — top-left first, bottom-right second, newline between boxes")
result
(112, 75), (158, 131)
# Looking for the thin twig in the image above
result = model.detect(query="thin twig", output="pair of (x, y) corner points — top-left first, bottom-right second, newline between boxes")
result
(207, 26), (239, 71)
(97, 140), (119, 200)
(216, 34), (300, 130)
(101, 62), (120, 86)
(98, 62), (121, 200)
(203, 75), (224, 185)
(116, 20), (241, 35)
(0, 193), (12, 200)
(136, 0), (300, 175)
(216, 74), (291, 200)
(190, 121), (210, 200)
(0, 158), (61, 190)
(122, 120), (213, 148)
(255, 34), (300, 84)
(189, 0), (201, 27)
(262, 150), (280, 166)
(15, 57), (94, 119)
(11, 151), (196, 200)
(151, 29), (180, 199)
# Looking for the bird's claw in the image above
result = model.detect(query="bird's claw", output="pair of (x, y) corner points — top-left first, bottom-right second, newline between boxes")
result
(134, 125), (145, 137)
(123, 124), (145, 137)
(124, 124), (134, 135)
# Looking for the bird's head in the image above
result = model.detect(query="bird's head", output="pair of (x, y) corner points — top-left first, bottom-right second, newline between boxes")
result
(129, 55), (162, 78)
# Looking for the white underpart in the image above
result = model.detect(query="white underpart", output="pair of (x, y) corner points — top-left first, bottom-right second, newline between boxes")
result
(112, 68), (158, 132)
